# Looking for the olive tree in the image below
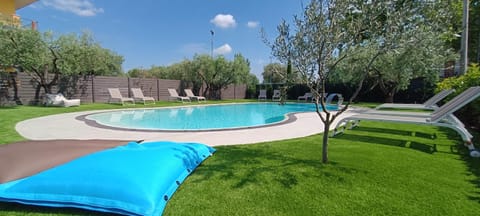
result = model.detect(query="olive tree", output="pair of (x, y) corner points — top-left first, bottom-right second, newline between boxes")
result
(261, 61), (300, 104)
(265, 0), (451, 163)
(55, 32), (124, 96)
(262, 63), (287, 84)
(334, 1), (455, 103)
(192, 53), (251, 99)
(265, 0), (372, 163)
(0, 27), (53, 102)
(129, 54), (257, 99)
(0, 27), (123, 102)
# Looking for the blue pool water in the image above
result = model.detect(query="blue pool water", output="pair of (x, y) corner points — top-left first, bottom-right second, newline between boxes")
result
(85, 103), (337, 131)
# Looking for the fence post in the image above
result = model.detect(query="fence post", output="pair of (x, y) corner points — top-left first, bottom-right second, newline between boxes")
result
(91, 75), (95, 103)
(157, 78), (160, 101)
(127, 77), (131, 97)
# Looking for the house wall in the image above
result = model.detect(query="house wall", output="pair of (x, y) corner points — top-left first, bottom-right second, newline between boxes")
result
(0, 1), (15, 16)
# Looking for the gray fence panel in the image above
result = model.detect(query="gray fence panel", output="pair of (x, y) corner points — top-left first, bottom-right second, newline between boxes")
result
(129, 78), (159, 100)
(222, 84), (246, 99)
(158, 79), (182, 101)
(93, 76), (129, 103)
(9, 72), (247, 104)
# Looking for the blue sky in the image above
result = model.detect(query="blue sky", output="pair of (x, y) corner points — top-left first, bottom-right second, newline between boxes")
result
(17, 0), (305, 80)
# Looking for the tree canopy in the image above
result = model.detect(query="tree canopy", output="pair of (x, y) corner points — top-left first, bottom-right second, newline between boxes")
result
(334, 1), (455, 102)
(265, 0), (455, 163)
(128, 53), (257, 100)
(0, 26), (124, 101)
(262, 63), (286, 84)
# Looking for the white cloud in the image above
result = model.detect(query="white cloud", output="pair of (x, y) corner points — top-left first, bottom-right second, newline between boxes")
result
(43, 0), (104, 17)
(247, 21), (259, 28)
(210, 14), (236, 29)
(214, 44), (233, 55)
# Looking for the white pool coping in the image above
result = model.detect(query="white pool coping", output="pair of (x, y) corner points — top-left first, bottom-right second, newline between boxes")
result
(15, 105), (366, 147)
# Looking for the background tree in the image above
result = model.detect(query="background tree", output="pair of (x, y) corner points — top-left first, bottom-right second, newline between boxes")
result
(56, 31), (124, 96)
(261, 61), (300, 104)
(341, 1), (454, 103)
(437, 63), (480, 129)
(0, 27), (52, 102)
(446, 0), (479, 64)
(128, 54), (258, 99)
(0, 27), (123, 102)
(173, 60), (201, 93)
(192, 54), (251, 99)
(127, 68), (154, 78)
(472, 0), (480, 63)
(335, 26), (454, 103)
(262, 63), (286, 84)
(244, 73), (260, 98)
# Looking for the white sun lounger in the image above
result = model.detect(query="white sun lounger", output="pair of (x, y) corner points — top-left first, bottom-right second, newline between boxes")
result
(184, 89), (206, 102)
(297, 92), (313, 102)
(333, 86), (480, 157)
(107, 88), (135, 105)
(168, 88), (191, 103)
(45, 93), (80, 107)
(272, 89), (281, 101)
(258, 89), (267, 100)
(130, 88), (155, 105)
(375, 89), (454, 110)
(326, 93), (343, 106)
(365, 87), (480, 127)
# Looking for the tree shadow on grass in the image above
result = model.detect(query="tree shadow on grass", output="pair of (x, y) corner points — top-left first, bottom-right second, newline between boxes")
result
(192, 144), (362, 190)
(333, 133), (436, 154)
(351, 126), (435, 139)
(409, 141), (437, 153)
(457, 130), (480, 203)
(437, 127), (465, 142)
(349, 125), (480, 203)
(350, 126), (412, 136)
(0, 106), (19, 110)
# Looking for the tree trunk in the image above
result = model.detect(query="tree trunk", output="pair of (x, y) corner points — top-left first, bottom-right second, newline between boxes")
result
(385, 91), (395, 103)
(279, 86), (288, 105)
(322, 120), (331, 163)
(377, 76), (396, 103)
(43, 85), (51, 94)
(477, 30), (480, 63)
(34, 85), (42, 105)
(10, 75), (22, 105)
(203, 85), (210, 100)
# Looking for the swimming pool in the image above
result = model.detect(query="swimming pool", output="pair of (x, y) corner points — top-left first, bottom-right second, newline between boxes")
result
(83, 103), (337, 131)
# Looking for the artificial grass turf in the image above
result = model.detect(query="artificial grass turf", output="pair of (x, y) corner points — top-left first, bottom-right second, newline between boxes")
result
(1, 103), (479, 215)
(163, 121), (480, 216)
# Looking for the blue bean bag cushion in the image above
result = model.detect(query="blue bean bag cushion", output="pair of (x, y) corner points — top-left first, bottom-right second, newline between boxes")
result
(0, 141), (215, 216)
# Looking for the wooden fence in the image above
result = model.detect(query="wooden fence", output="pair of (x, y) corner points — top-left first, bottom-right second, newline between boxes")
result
(8, 73), (246, 105)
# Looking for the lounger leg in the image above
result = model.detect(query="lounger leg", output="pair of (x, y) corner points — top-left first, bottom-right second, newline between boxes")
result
(465, 141), (480, 157)
(332, 120), (347, 137)
(331, 128), (343, 137)
(349, 120), (360, 129)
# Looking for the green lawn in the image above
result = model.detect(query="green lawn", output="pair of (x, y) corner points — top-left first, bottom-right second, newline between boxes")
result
(1, 102), (479, 215)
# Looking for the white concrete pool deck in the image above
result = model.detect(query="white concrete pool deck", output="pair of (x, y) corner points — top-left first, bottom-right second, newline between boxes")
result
(15, 106), (367, 147)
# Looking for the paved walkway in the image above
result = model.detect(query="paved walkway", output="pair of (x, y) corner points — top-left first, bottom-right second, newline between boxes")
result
(16, 107), (365, 147)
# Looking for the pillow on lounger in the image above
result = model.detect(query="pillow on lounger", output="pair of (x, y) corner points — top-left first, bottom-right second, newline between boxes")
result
(0, 141), (215, 216)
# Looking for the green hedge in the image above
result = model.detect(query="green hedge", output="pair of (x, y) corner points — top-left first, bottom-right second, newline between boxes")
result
(436, 64), (480, 130)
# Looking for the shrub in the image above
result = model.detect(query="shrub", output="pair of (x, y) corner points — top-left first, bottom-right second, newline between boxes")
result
(436, 64), (480, 131)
